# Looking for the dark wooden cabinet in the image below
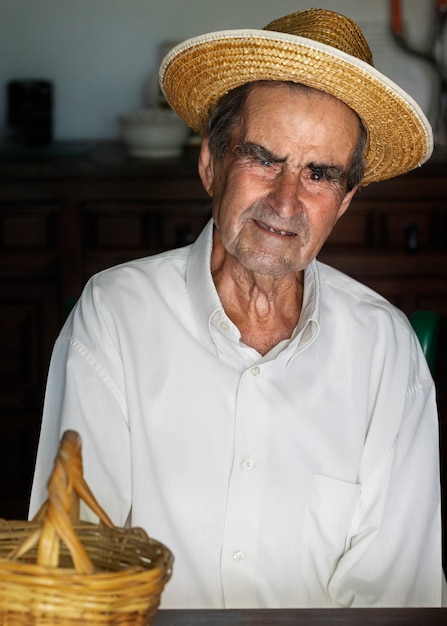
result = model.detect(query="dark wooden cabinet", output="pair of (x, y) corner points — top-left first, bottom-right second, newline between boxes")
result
(1, 143), (446, 562)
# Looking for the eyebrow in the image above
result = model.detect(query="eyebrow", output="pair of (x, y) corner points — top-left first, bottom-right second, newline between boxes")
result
(233, 141), (286, 164)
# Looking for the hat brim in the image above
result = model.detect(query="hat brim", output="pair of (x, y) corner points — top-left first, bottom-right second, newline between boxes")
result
(160, 29), (433, 185)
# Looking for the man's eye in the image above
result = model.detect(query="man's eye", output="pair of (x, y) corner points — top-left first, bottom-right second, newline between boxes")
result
(310, 166), (326, 181)
(308, 163), (346, 186)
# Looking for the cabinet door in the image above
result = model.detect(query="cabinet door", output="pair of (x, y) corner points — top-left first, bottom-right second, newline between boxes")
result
(155, 202), (212, 250)
(81, 200), (212, 281)
(82, 201), (156, 280)
(0, 201), (62, 518)
(0, 283), (60, 518)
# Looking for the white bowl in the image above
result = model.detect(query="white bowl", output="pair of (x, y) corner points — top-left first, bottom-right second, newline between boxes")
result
(119, 108), (190, 158)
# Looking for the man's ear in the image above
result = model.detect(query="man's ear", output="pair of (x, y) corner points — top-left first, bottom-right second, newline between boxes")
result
(198, 137), (215, 197)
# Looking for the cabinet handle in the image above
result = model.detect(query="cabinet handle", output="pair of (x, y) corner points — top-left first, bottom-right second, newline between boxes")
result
(402, 222), (419, 254)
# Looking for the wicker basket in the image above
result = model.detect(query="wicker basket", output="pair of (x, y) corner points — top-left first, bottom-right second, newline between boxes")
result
(0, 430), (173, 625)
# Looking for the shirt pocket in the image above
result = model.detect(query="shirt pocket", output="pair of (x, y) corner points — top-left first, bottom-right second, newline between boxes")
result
(302, 474), (361, 578)
(307, 474), (361, 529)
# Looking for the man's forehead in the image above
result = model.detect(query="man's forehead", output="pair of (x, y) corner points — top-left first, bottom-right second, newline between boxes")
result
(239, 82), (358, 130)
(238, 85), (357, 141)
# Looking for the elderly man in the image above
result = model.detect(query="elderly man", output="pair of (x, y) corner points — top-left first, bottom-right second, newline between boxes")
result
(29, 8), (444, 608)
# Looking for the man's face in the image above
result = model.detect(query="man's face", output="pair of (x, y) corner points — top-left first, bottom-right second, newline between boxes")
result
(199, 83), (360, 278)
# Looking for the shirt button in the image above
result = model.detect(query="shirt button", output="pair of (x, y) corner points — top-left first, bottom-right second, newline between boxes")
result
(233, 551), (245, 562)
(242, 458), (253, 470)
(220, 321), (230, 332)
(251, 366), (261, 376)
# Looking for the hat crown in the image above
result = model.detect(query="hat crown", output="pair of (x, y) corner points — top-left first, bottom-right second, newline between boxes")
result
(264, 8), (374, 66)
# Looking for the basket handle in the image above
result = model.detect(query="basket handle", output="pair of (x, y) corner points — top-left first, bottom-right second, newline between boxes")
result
(12, 430), (114, 573)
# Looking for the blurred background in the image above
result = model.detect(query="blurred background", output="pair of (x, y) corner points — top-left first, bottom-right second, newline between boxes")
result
(0, 0), (444, 141)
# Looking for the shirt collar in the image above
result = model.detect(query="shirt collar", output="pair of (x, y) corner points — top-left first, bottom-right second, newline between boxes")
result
(288, 260), (320, 362)
(186, 219), (320, 358)
(186, 220), (223, 345)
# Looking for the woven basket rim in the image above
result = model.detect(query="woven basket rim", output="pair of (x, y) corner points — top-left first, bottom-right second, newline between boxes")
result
(0, 518), (173, 579)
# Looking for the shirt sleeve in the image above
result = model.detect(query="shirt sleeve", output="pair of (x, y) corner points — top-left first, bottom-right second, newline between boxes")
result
(28, 284), (132, 526)
(328, 339), (444, 606)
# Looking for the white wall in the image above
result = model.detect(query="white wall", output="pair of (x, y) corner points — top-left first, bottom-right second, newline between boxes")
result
(0, 0), (440, 140)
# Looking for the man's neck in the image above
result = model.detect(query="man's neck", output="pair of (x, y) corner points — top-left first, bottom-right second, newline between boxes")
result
(211, 237), (304, 355)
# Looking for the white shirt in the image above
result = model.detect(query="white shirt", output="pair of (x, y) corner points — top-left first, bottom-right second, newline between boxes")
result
(29, 220), (444, 608)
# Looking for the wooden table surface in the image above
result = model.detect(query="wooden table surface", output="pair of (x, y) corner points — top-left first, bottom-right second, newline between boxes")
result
(153, 608), (447, 625)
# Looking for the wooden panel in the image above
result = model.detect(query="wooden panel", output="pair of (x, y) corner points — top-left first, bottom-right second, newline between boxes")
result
(0, 283), (61, 519)
(384, 205), (437, 250)
(325, 208), (371, 247)
(83, 203), (154, 251)
(0, 411), (36, 517)
(153, 608), (447, 626)
(0, 203), (58, 250)
(157, 204), (211, 250)
(0, 302), (37, 406)
(0, 286), (60, 405)
(0, 203), (60, 281)
(82, 203), (155, 280)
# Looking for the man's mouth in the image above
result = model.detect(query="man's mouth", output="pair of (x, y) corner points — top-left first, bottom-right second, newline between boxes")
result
(256, 220), (297, 237)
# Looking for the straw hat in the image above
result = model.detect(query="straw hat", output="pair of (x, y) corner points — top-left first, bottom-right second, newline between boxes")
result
(159, 8), (433, 186)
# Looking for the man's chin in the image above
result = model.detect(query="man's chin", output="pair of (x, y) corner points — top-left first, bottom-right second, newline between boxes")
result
(236, 250), (306, 278)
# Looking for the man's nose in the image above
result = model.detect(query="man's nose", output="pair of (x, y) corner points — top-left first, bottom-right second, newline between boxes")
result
(267, 170), (303, 218)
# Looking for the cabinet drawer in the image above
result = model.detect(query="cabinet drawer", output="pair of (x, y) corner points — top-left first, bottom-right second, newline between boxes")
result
(384, 205), (436, 249)
(0, 203), (59, 250)
(325, 208), (371, 247)
(157, 204), (211, 249)
(83, 203), (155, 251)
